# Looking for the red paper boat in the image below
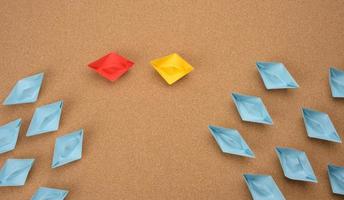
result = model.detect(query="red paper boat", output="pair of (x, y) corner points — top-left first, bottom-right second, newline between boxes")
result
(88, 52), (134, 81)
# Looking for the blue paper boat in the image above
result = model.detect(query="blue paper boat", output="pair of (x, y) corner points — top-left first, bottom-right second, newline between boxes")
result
(244, 174), (286, 200)
(329, 67), (344, 98)
(27, 100), (63, 136)
(0, 158), (35, 186)
(231, 93), (273, 125)
(275, 147), (317, 183)
(52, 129), (84, 168)
(328, 164), (344, 195)
(208, 125), (254, 158)
(302, 108), (341, 143)
(256, 62), (299, 90)
(3, 72), (44, 105)
(0, 119), (21, 154)
(31, 187), (69, 200)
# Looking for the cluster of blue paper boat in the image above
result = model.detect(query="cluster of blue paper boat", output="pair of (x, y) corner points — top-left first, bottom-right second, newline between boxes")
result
(0, 73), (84, 199)
(208, 62), (344, 199)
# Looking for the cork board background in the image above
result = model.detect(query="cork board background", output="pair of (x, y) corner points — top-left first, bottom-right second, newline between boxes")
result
(0, 0), (344, 199)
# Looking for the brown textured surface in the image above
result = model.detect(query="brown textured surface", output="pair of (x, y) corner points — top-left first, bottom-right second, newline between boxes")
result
(0, 1), (344, 199)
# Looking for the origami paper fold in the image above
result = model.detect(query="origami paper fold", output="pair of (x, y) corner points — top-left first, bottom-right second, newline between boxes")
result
(275, 147), (317, 183)
(150, 53), (193, 85)
(27, 100), (63, 137)
(0, 158), (34, 186)
(208, 125), (254, 158)
(0, 119), (21, 154)
(88, 52), (134, 81)
(302, 108), (341, 143)
(244, 174), (286, 200)
(328, 164), (344, 195)
(329, 67), (344, 98)
(31, 187), (69, 200)
(256, 62), (299, 90)
(231, 93), (273, 125)
(3, 72), (44, 105)
(52, 129), (84, 168)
